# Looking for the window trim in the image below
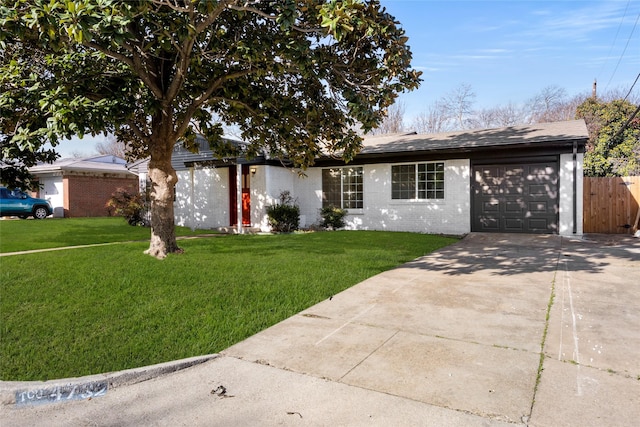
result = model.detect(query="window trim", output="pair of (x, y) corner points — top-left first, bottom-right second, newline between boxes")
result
(391, 161), (445, 200)
(322, 167), (364, 210)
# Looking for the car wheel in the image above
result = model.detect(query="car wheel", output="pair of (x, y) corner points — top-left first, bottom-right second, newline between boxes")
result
(33, 206), (49, 219)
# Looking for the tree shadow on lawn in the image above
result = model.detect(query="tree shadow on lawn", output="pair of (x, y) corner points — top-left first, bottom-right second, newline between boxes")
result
(399, 233), (640, 276)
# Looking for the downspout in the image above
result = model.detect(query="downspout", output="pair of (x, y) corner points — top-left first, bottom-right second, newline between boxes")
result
(236, 163), (243, 234)
(189, 166), (195, 231)
(572, 141), (577, 235)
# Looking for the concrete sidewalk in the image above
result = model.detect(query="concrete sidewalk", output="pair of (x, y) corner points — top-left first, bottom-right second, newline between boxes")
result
(1, 233), (639, 426)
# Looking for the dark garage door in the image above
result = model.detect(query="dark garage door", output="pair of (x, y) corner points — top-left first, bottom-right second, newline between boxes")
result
(472, 162), (558, 233)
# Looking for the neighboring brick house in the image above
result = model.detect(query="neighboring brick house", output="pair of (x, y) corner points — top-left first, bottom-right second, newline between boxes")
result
(30, 155), (138, 218)
(131, 120), (588, 236)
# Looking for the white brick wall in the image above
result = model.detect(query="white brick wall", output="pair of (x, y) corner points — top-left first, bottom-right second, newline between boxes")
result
(175, 167), (230, 229)
(175, 155), (582, 237)
(559, 152), (584, 236)
(290, 159), (471, 234)
(292, 168), (323, 227)
(251, 165), (297, 231)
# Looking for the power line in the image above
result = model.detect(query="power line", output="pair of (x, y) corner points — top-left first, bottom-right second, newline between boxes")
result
(623, 73), (640, 101)
(598, 0), (631, 80)
(604, 12), (640, 92)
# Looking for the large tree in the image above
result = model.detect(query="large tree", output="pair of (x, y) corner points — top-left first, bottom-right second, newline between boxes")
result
(577, 97), (640, 177)
(0, 0), (421, 258)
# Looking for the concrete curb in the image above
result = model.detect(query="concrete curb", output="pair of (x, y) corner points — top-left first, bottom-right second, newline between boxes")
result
(0, 354), (219, 406)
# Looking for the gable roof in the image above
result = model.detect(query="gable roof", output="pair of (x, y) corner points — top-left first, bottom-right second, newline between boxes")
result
(131, 120), (590, 171)
(309, 119), (589, 166)
(358, 119), (588, 155)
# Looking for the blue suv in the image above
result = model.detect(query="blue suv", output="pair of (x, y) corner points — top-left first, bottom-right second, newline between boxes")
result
(0, 186), (52, 219)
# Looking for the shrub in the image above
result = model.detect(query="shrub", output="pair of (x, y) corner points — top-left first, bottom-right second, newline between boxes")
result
(266, 191), (300, 233)
(320, 205), (347, 229)
(106, 187), (148, 226)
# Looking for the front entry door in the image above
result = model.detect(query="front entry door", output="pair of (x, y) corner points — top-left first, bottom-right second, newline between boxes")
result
(229, 165), (251, 226)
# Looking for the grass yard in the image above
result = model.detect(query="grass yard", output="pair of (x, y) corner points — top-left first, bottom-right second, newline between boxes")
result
(0, 220), (458, 381)
(0, 217), (214, 253)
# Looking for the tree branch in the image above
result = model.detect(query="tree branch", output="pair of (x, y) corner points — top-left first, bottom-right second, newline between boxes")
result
(174, 68), (258, 139)
(226, 3), (323, 34)
(165, 1), (232, 104)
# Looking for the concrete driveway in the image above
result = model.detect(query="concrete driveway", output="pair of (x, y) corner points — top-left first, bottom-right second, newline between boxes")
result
(2, 233), (639, 426)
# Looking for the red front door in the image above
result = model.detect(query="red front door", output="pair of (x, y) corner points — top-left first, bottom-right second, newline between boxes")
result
(229, 165), (251, 226)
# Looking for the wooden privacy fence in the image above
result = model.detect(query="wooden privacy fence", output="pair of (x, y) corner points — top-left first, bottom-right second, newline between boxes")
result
(584, 176), (640, 234)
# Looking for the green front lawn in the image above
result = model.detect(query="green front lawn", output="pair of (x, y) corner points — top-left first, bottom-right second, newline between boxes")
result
(0, 217), (214, 253)
(0, 221), (458, 381)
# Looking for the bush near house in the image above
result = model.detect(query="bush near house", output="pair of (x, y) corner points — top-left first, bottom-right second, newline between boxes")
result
(266, 191), (300, 232)
(320, 205), (348, 229)
(106, 187), (148, 226)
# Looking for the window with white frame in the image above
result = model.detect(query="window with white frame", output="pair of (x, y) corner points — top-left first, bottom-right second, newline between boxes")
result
(391, 162), (444, 200)
(322, 167), (363, 209)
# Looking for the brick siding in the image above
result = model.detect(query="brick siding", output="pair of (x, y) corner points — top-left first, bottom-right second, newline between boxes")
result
(64, 174), (138, 217)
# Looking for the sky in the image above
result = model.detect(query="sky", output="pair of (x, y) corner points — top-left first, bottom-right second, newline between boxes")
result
(57, 0), (640, 157)
(387, 0), (640, 118)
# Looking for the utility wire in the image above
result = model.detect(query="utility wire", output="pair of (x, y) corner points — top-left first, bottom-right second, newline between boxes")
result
(623, 72), (640, 101)
(598, 0), (631, 80)
(605, 12), (640, 92)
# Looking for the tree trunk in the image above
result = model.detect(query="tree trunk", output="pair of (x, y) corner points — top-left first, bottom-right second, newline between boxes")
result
(144, 133), (181, 259)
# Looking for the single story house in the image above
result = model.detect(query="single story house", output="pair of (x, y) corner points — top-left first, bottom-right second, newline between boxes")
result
(30, 155), (138, 217)
(132, 119), (588, 236)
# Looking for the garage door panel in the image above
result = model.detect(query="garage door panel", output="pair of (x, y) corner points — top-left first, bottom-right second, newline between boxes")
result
(481, 185), (500, 196)
(482, 201), (499, 213)
(473, 161), (558, 233)
(505, 166), (524, 176)
(528, 201), (549, 213)
(479, 217), (500, 231)
(527, 184), (550, 196)
(528, 218), (551, 231)
(504, 217), (524, 231)
(503, 186), (524, 195)
(505, 200), (524, 213)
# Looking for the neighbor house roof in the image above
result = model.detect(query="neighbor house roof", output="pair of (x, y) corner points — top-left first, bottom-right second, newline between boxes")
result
(30, 155), (136, 175)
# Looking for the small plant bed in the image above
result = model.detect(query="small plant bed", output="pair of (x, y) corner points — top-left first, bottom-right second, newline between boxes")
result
(0, 217), (216, 253)
(0, 231), (457, 381)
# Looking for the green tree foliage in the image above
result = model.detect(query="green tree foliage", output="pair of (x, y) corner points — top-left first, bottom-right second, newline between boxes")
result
(0, 0), (421, 258)
(577, 98), (640, 177)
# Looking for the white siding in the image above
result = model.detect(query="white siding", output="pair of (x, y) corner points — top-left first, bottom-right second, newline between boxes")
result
(173, 154), (581, 236)
(293, 168), (323, 227)
(174, 167), (230, 229)
(559, 152), (584, 236)
(291, 160), (471, 234)
(258, 166), (298, 231)
(39, 175), (64, 217)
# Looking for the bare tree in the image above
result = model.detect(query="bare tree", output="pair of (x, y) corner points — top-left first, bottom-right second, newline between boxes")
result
(469, 107), (497, 129)
(95, 136), (126, 158)
(411, 101), (449, 133)
(526, 85), (569, 123)
(369, 102), (406, 135)
(441, 83), (476, 130)
(598, 85), (640, 104)
(406, 83), (637, 137)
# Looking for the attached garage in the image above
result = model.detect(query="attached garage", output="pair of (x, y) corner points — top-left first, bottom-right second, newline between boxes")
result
(472, 160), (559, 233)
